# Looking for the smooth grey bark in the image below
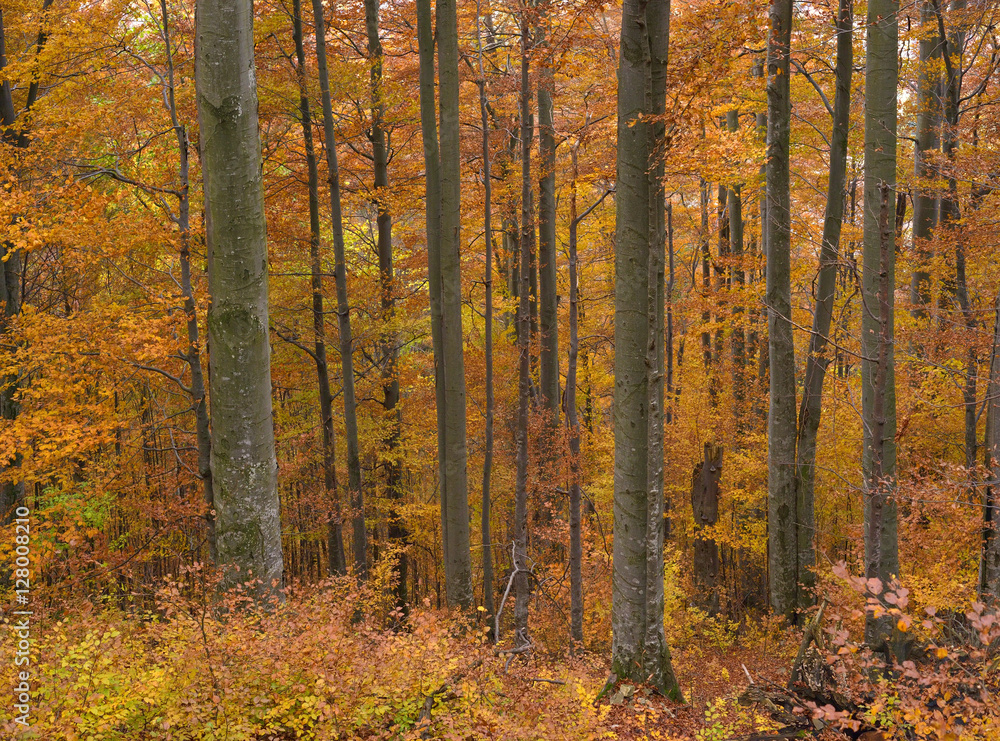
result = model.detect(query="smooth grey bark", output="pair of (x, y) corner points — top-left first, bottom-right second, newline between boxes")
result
(438, 0), (473, 608)
(791, 0), (853, 613)
(981, 290), (1000, 602)
(537, 4), (559, 422)
(910, 0), (941, 317)
(419, 0), (473, 608)
(475, 2), (495, 626)
(414, 0), (450, 578)
(512, 15), (533, 646)
(861, 0), (900, 615)
(611, 0), (680, 699)
(864, 185), (897, 646)
(196, 0), (284, 600)
(765, 0), (798, 620)
(691, 443), (723, 615)
(311, 0), (352, 576)
(362, 0), (406, 607)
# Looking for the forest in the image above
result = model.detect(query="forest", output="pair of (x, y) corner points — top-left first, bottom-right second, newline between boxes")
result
(1, 0), (1000, 737)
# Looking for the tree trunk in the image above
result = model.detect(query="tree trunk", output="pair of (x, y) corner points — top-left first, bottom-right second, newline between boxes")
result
(700, 176), (712, 371)
(666, 202), (676, 427)
(414, 0), (450, 580)
(864, 184), (897, 646)
(981, 290), (1000, 602)
(934, 0), (977, 479)
(362, 0), (406, 608)
(611, 0), (680, 700)
(537, 4), (559, 422)
(765, 0), (798, 620)
(311, 0), (356, 576)
(911, 0), (940, 317)
(567, 144), (583, 644)
(691, 443), (723, 615)
(160, 0), (214, 559)
(792, 0), (853, 613)
(727, 110), (745, 413)
(475, 2), (495, 626)
(754, 58), (769, 395)
(436, 0), (473, 607)
(512, 14), (533, 646)
(196, 0), (284, 601)
(862, 0), (900, 625)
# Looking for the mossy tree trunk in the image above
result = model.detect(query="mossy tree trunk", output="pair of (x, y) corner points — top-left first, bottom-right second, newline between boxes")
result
(765, 0), (799, 620)
(196, 0), (284, 601)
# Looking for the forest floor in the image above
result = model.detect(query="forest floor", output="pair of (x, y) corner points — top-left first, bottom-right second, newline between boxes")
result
(5, 574), (995, 739)
(0, 577), (813, 740)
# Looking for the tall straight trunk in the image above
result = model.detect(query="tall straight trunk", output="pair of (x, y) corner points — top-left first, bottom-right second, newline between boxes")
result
(160, 0), (214, 558)
(436, 0), (473, 607)
(934, 0), (977, 476)
(567, 144), (583, 643)
(666, 202), (676, 426)
(727, 110), (745, 411)
(699, 177), (712, 370)
(196, 0), (284, 600)
(765, 0), (798, 620)
(414, 0), (450, 576)
(333, 155), (367, 577)
(311, 0), (358, 577)
(713, 180), (727, 366)
(537, 5), (559, 421)
(476, 1), (495, 625)
(865, 185), (897, 644)
(981, 290), (1000, 602)
(362, 0), (406, 607)
(910, 0), (941, 317)
(512, 15), (533, 646)
(862, 0), (900, 638)
(665, 201), (676, 537)
(792, 0), (853, 612)
(611, 0), (680, 699)
(754, 59), (769, 393)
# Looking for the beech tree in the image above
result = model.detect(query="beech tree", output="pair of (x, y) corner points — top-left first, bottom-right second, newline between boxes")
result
(416, 0), (472, 608)
(792, 0), (854, 613)
(611, 0), (680, 699)
(309, 0), (348, 576)
(765, 0), (798, 619)
(196, 0), (283, 598)
(862, 0), (899, 643)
